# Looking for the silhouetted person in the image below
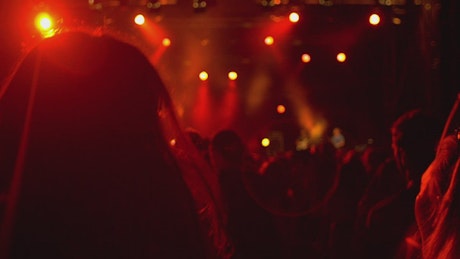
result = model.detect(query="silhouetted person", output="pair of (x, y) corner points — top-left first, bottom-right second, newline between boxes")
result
(356, 109), (442, 259)
(325, 149), (369, 259)
(257, 148), (336, 259)
(415, 96), (460, 258)
(209, 129), (282, 259)
(416, 132), (460, 258)
(0, 31), (231, 259)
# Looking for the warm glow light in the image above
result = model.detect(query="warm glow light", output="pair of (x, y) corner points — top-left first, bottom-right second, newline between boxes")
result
(264, 36), (274, 46)
(392, 17), (402, 25)
(301, 53), (311, 63)
(38, 16), (52, 30)
(134, 14), (145, 25)
(276, 104), (286, 114)
(289, 12), (300, 23)
(369, 13), (381, 26)
(34, 12), (56, 38)
(170, 138), (176, 146)
(336, 52), (347, 63)
(228, 71), (238, 80)
(261, 138), (270, 147)
(162, 38), (171, 47)
(199, 71), (208, 81)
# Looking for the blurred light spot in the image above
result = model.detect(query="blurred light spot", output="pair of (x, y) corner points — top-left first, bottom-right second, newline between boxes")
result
(193, 0), (207, 11)
(301, 53), (311, 63)
(289, 12), (300, 23)
(228, 71), (238, 81)
(261, 138), (270, 147)
(162, 38), (171, 47)
(170, 138), (176, 146)
(369, 14), (380, 26)
(199, 71), (208, 81)
(276, 104), (286, 114)
(336, 52), (347, 63)
(34, 12), (56, 38)
(264, 36), (274, 46)
(392, 17), (402, 25)
(134, 14), (145, 25)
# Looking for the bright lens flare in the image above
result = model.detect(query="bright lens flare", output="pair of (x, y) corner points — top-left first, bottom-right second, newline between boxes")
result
(134, 14), (145, 25)
(369, 14), (381, 26)
(228, 71), (238, 80)
(34, 12), (56, 38)
(289, 12), (300, 23)
(199, 71), (208, 81)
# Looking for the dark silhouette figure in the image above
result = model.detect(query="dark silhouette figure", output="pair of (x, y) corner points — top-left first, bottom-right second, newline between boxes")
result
(415, 95), (460, 258)
(416, 133), (460, 259)
(355, 109), (442, 259)
(209, 129), (282, 259)
(324, 149), (369, 259)
(256, 147), (336, 259)
(0, 31), (231, 259)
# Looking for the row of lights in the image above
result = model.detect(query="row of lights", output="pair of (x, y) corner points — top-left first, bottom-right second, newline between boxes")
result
(194, 52), (344, 80)
(35, 8), (380, 37)
(34, 11), (349, 68)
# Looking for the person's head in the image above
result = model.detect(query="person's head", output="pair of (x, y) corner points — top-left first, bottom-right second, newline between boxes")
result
(209, 129), (246, 172)
(360, 145), (391, 177)
(390, 109), (442, 185)
(0, 31), (230, 258)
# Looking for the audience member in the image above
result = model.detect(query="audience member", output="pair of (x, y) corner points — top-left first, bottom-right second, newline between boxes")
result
(324, 149), (369, 259)
(360, 144), (392, 180)
(209, 129), (282, 259)
(355, 109), (442, 259)
(415, 131), (460, 258)
(0, 31), (231, 258)
(257, 147), (336, 258)
(415, 95), (460, 259)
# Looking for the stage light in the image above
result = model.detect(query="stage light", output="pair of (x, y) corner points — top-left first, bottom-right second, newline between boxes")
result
(369, 13), (381, 26)
(276, 104), (286, 114)
(146, 0), (161, 10)
(228, 71), (238, 81)
(261, 138), (270, 147)
(88, 0), (121, 10)
(199, 71), (208, 81)
(289, 12), (300, 23)
(34, 12), (57, 38)
(264, 36), (274, 46)
(336, 52), (347, 63)
(193, 0), (207, 11)
(260, 0), (280, 7)
(162, 38), (171, 47)
(301, 53), (311, 63)
(134, 14), (145, 25)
